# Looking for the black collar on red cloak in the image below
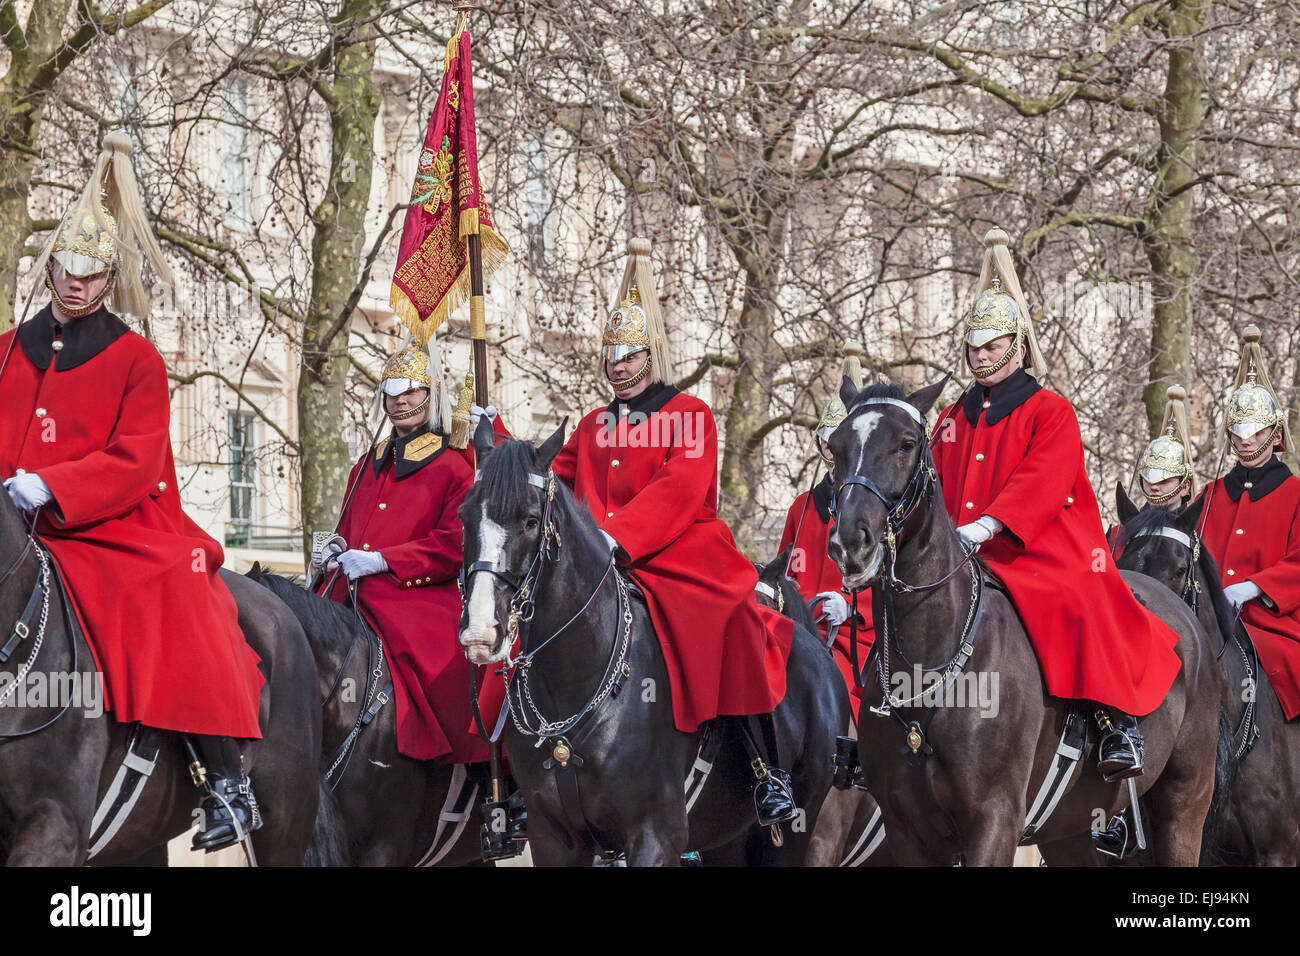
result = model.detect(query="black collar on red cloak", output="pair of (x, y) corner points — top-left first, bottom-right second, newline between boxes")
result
(1223, 455), (1292, 502)
(962, 368), (1042, 426)
(608, 381), (679, 417)
(372, 421), (449, 479)
(19, 304), (129, 371)
(812, 473), (833, 523)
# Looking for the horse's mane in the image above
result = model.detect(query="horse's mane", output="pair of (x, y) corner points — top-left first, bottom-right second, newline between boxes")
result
(848, 382), (906, 410)
(475, 438), (541, 512)
(1118, 503), (1177, 542)
(258, 570), (361, 647)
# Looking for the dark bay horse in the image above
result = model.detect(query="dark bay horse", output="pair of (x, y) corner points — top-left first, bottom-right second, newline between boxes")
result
(252, 568), (487, 867)
(459, 421), (846, 866)
(1114, 489), (1300, 866)
(0, 493), (320, 865)
(827, 379), (1220, 866)
(752, 550), (890, 867)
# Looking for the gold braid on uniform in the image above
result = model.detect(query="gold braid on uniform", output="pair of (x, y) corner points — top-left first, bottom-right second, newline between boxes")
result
(971, 330), (1023, 380)
(608, 354), (653, 391)
(45, 262), (116, 319)
(389, 391), (431, 421)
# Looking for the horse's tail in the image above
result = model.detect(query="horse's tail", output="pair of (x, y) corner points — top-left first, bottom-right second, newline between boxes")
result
(1199, 706), (1238, 866)
(304, 780), (351, 866)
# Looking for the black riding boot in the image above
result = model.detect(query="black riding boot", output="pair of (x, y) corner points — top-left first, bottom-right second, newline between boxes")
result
(187, 735), (262, 852)
(745, 714), (797, 827)
(1092, 811), (1135, 859)
(1096, 709), (1145, 782)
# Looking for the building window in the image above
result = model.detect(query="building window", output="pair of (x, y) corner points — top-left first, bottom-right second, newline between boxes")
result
(228, 411), (255, 547)
(222, 77), (254, 230)
(524, 137), (549, 270)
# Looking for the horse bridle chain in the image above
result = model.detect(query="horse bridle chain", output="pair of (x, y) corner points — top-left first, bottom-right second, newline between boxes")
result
(1126, 524), (1258, 760)
(830, 398), (985, 744)
(465, 471), (632, 752)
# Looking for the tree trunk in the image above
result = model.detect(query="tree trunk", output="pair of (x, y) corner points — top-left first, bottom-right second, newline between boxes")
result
(297, 1), (382, 555)
(1141, 0), (1208, 434)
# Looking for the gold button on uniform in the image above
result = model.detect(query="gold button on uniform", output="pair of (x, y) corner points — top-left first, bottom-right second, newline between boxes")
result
(607, 511), (614, 518)
(1227, 569), (1235, 577)
(611, 459), (620, 468)
(35, 408), (46, 418)
(1235, 528), (1244, 535)
(964, 502), (974, 510)
(157, 481), (167, 492)
(982, 400), (991, 409)
(1066, 496), (1074, 505)
(362, 543), (371, 551)
(378, 503), (387, 510)
(975, 453), (985, 462)
(405, 581), (412, 588)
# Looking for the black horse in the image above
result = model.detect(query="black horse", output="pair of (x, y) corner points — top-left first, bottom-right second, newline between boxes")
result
(827, 379), (1220, 866)
(1114, 488), (1300, 866)
(0, 493), (320, 865)
(752, 550), (890, 867)
(252, 568), (489, 867)
(458, 421), (846, 866)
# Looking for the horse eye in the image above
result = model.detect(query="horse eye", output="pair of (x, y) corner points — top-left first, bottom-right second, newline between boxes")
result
(900, 439), (916, 453)
(524, 516), (540, 533)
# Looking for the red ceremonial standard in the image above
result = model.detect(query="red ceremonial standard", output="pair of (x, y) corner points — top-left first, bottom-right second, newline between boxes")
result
(389, 27), (508, 344)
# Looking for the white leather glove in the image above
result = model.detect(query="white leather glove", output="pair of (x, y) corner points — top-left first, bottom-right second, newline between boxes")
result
(329, 549), (389, 581)
(1224, 581), (1263, 611)
(956, 515), (1003, 551)
(311, 534), (347, 572)
(469, 404), (498, 431)
(4, 473), (52, 511)
(816, 591), (851, 627)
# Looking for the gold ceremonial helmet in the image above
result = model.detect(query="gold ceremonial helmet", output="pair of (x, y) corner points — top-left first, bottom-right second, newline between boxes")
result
(35, 130), (174, 319)
(814, 342), (866, 464)
(964, 228), (1047, 379)
(1225, 325), (1293, 462)
(1136, 385), (1196, 504)
(601, 237), (675, 390)
(603, 281), (651, 363)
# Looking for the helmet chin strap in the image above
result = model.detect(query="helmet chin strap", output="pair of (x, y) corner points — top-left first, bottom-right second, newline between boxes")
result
(388, 391), (430, 422)
(45, 264), (116, 319)
(1234, 424), (1279, 465)
(969, 331), (1022, 380)
(608, 353), (652, 392)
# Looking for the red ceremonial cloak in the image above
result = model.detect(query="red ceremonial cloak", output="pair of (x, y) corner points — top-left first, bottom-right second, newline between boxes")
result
(549, 384), (792, 733)
(778, 477), (873, 719)
(322, 424), (487, 762)
(1199, 458), (1300, 720)
(0, 306), (263, 737)
(931, 371), (1181, 716)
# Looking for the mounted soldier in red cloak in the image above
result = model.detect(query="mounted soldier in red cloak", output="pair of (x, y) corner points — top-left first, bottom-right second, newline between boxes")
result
(779, 344), (874, 722)
(543, 237), (798, 827)
(313, 341), (489, 765)
(1197, 326), (1300, 721)
(930, 227), (1182, 785)
(0, 132), (266, 851)
(1134, 385), (1198, 512)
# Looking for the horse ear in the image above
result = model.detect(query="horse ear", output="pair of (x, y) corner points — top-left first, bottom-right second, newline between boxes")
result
(473, 414), (496, 464)
(245, 561), (262, 581)
(1178, 492), (1206, 531)
(765, 545), (793, 584)
(839, 374), (859, 411)
(907, 375), (950, 417)
(535, 418), (569, 473)
(1115, 482), (1139, 524)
